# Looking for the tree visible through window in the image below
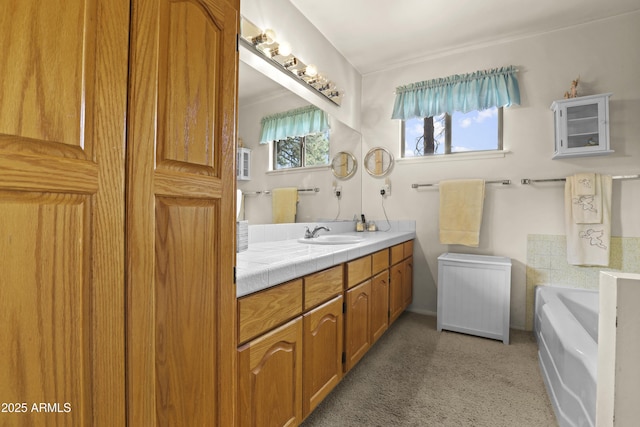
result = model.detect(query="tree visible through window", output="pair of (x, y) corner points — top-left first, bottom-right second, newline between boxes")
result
(402, 107), (502, 157)
(274, 131), (330, 170)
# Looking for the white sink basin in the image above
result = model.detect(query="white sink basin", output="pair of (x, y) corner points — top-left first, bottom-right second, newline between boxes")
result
(298, 235), (364, 245)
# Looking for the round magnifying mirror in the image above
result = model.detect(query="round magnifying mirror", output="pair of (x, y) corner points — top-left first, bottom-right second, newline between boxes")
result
(364, 147), (394, 177)
(331, 151), (357, 180)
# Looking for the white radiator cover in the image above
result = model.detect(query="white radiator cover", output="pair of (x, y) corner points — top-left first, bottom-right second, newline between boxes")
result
(437, 253), (512, 344)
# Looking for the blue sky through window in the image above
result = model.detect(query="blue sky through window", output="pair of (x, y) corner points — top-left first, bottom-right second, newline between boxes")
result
(403, 107), (499, 156)
(451, 107), (498, 152)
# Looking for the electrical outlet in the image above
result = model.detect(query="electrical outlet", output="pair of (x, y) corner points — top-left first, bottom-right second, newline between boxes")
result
(380, 182), (391, 196)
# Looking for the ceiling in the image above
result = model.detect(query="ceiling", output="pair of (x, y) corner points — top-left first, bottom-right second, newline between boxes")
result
(289, 0), (640, 75)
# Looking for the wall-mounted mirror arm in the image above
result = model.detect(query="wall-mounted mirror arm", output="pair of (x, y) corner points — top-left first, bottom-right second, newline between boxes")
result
(331, 151), (358, 180)
(364, 147), (394, 177)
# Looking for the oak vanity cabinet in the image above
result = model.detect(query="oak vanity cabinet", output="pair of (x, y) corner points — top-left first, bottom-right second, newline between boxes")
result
(302, 266), (344, 418)
(344, 248), (392, 372)
(238, 280), (304, 427)
(344, 256), (373, 372)
(370, 249), (390, 344)
(389, 241), (414, 323)
(237, 265), (344, 426)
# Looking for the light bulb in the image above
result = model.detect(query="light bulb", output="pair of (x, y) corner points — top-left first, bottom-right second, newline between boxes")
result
(264, 29), (276, 44)
(305, 64), (318, 77)
(277, 41), (292, 57)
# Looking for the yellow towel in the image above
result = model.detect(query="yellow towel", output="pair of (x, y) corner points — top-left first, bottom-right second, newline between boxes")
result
(439, 179), (485, 247)
(272, 187), (298, 224)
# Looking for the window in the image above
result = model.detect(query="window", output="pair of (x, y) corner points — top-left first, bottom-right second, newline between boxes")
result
(401, 107), (502, 157)
(273, 130), (330, 170)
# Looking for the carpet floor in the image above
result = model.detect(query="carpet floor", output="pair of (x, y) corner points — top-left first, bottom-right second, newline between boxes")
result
(301, 312), (557, 427)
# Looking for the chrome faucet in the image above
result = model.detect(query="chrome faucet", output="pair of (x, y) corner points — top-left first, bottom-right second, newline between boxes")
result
(304, 225), (331, 239)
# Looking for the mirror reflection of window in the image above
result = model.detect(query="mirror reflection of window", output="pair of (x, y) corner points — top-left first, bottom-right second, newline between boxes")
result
(273, 130), (330, 170)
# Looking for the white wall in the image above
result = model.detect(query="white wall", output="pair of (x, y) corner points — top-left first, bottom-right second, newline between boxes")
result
(360, 12), (640, 329)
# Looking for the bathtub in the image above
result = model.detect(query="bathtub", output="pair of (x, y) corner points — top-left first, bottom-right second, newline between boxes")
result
(534, 285), (599, 427)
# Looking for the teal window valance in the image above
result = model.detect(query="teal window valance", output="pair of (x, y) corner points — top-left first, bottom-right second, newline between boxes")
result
(391, 66), (520, 120)
(259, 105), (330, 144)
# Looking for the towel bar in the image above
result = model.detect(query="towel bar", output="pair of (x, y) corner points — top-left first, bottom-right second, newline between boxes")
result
(521, 174), (639, 185)
(242, 187), (320, 195)
(411, 179), (511, 189)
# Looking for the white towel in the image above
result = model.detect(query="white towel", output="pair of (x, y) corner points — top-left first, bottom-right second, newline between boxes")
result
(236, 189), (244, 221)
(571, 175), (602, 224)
(573, 173), (596, 195)
(565, 174), (612, 266)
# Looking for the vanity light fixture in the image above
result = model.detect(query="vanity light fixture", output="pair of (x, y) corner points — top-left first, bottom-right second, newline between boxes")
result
(283, 57), (298, 69)
(264, 41), (292, 58)
(251, 28), (276, 46)
(239, 16), (343, 106)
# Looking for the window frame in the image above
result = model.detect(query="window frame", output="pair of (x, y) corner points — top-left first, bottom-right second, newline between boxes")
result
(271, 131), (331, 171)
(401, 107), (503, 158)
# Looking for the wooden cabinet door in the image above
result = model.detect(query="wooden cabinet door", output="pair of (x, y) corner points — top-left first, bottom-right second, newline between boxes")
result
(0, 1), (129, 425)
(389, 263), (404, 324)
(403, 257), (414, 309)
(238, 318), (303, 427)
(345, 280), (371, 372)
(126, 0), (239, 425)
(370, 270), (390, 344)
(303, 295), (343, 418)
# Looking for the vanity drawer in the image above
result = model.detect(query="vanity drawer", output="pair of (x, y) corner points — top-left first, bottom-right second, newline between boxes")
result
(304, 266), (343, 310)
(238, 279), (303, 344)
(403, 240), (414, 258)
(372, 249), (389, 275)
(346, 256), (371, 289)
(390, 244), (404, 265)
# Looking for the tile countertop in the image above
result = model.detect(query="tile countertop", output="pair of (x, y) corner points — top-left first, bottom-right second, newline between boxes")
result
(236, 230), (416, 298)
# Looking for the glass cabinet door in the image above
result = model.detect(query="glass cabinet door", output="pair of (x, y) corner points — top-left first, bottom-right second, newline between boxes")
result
(237, 147), (251, 180)
(551, 93), (612, 159)
(566, 102), (600, 149)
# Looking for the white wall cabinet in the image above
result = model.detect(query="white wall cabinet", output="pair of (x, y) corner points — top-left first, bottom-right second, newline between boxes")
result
(237, 147), (251, 180)
(551, 93), (612, 159)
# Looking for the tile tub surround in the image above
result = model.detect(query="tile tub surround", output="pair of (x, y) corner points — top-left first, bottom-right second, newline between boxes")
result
(236, 220), (416, 297)
(525, 234), (640, 330)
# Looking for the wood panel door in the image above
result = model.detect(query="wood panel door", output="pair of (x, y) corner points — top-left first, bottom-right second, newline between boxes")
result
(126, 0), (238, 425)
(389, 263), (404, 324)
(0, 1), (129, 425)
(403, 257), (414, 309)
(370, 270), (390, 344)
(303, 295), (343, 419)
(238, 318), (303, 427)
(344, 280), (371, 372)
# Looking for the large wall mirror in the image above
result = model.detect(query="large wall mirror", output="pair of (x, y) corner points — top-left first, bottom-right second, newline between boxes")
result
(237, 49), (362, 224)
